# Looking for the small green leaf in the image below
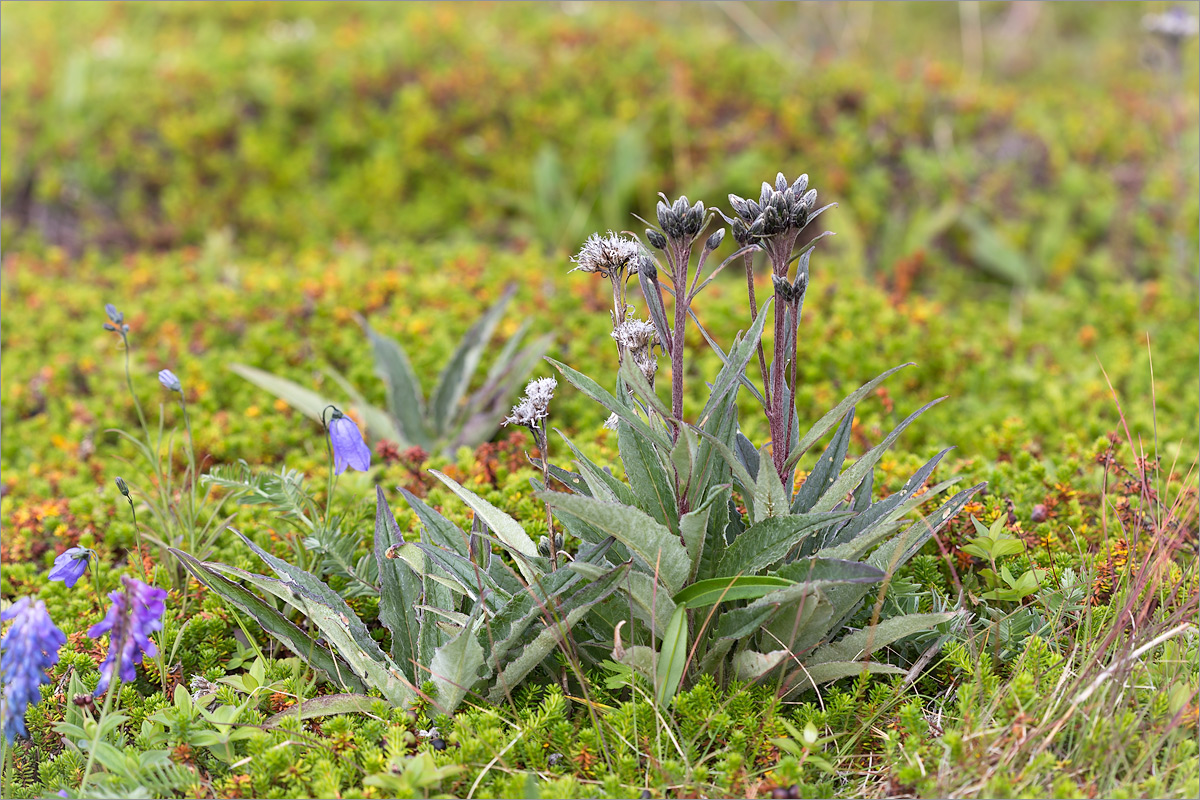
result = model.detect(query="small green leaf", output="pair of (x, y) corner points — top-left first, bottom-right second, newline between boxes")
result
(673, 575), (796, 609)
(656, 605), (689, 707)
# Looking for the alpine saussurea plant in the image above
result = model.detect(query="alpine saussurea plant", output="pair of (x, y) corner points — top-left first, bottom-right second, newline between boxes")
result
(180, 170), (983, 718)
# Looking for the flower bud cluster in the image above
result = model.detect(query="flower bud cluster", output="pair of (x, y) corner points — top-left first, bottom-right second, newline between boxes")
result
(654, 194), (706, 245)
(727, 172), (831, 272)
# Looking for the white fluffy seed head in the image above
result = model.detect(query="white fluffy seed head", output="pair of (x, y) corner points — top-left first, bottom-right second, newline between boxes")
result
(504, 377), (557, 427)
(571, 232), (642, 277)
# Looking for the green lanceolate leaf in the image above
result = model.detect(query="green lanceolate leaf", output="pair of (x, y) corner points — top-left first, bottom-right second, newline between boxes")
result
(622, 571), (678, 638)
(374, 486), (422, 681)
(656, 604), (689, 706)
(791, 407), (854, 514)
(809, 398), (945, 514)
(822, 483), (986, 636)
(360, 316), (431, 450)
(786, 363), (914, 471)
(618, 420), (680, 533)
(673, 575), (796, 609)
(557, 429), (639, 506)
(398, 487), (470, 558)
(815, 448), (955, 559)
(717, 513), (854, 577)
(809, 611), (962, 665)
(428, 606), (486, 714)
(264, 694), (380, 728)
(782, 661), (906, 696)
(752, 443), (789, 522)
(680, 484), (730, 582)
(487, 561), (630, 703)
(430, 285), (515, 439)
(232, 531), (412, 706)
(670, 426), (698, 505)
(430, 470), (539, 584)
(538, 490), (690, 594)
(231, 363), (346, 431)
(619, 358), (671, 419)
(171, 549), (366, 694)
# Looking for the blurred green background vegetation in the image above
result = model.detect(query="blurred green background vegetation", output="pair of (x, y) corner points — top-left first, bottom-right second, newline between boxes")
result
(0, 4), (1197, 798)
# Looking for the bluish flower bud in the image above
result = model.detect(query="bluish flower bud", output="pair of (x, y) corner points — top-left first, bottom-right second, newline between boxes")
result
(104, 304), (124, 325)
(157, 369), (182, 393)
(705, 228), (725, 251)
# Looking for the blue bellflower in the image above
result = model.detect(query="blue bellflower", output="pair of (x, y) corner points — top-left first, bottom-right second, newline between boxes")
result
(48, 546), (92, 588)
(88, 576), (168, 696)
(1, 597), (66, 742)
(328, 410), (371, 474)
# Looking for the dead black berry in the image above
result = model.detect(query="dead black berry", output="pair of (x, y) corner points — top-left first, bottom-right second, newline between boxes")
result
(430, 737), (446, 751)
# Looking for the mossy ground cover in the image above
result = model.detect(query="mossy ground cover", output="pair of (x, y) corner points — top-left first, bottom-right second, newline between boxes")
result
(1, 3), (1197, 799)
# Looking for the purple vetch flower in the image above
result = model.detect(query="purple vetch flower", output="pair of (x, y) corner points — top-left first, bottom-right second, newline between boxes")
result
(48, 547), (92, 588)
(157, 369), (182, 392)
(88, 576), (167, 696)
(327, 409), (371, 474)
(1, 597), (66, 742)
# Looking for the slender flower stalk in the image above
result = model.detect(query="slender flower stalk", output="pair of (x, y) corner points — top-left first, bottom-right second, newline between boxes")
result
(728, 173), (834, 482)
(505, 378), (559, 569)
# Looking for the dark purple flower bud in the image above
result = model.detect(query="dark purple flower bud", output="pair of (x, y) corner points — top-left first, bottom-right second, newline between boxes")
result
(800, 188), (818, 209)
(759, 181), (773, 207)
(103, 322), (117, 332)
(775, 172), (788, 192)
(705, 228), (725, 251)
(104, 304), (124, 325)
(2, 597), (66, 742)
(88, 576), (167, 696)
(115, 476), (130, 497)
(328, 410), (371, 474)
(684, 201), (705, 237)
(157, 369), (182, 393)
(791, 174), (809, 196)
(728, 195), (753, 223)
(656, 200), (673, 231)
(646, 229), (667, 250)
(48, 547), (92, 588)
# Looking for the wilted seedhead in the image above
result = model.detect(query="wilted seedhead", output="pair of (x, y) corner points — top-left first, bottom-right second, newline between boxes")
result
(571, 232), (642, 280)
